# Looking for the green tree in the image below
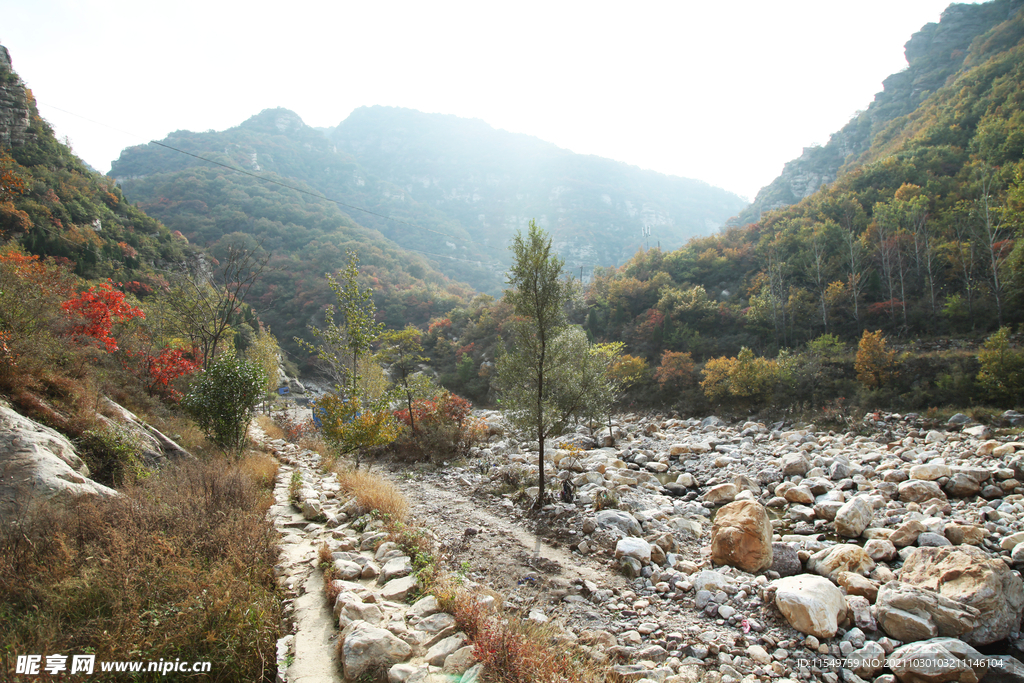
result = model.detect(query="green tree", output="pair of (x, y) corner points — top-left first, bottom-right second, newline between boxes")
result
(245, 324), (280, 412)
(297, 251), (384, 400)
(496, 221), (577, 507)
(378, 325), (432, 433)
(977, 327), (1024, 406)
(298, 251), (397, 461)
(181, 353), (266, 452)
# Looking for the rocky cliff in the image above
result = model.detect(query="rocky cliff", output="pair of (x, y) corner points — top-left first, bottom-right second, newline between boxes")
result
(0, 46), (35, 150)
(730, 0), (1024, 226)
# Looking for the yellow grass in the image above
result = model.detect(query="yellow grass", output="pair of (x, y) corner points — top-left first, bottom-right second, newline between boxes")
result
(332, 466), (409, 522)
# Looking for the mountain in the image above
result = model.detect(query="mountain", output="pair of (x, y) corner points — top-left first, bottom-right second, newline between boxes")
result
(325, 106), (748, 274)
(108, 112), (477, 366)
(111, 107), (747, 296)
(0, 44), (192, 284)
(731, 0), (1024, 226)
(575, 0), (1024, 364)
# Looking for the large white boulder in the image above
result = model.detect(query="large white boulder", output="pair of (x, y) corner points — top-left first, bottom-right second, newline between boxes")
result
(0, 404), (117, 519)
(773, 574), (846, 638)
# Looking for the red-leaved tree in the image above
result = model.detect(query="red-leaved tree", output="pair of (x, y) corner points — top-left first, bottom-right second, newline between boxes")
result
(145, 347), (200, 399)
(62, 280), (145, 352)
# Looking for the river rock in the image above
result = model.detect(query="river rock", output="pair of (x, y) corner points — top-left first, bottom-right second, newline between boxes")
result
(773, 574), (846, 638)
(807, 544), (876, 579)
(943, 522), (987, 546)
(911, 463), (953, 481)
(899, 480), (947, 503)
(900, 545), (1024, 646)
(888, 637), (988, 683)
(771, 542), (802, 576)
(341, 620), (413, 680)
(875, 581), (980, 643)
(835, 496), (874, 538)
(596, 509), (642, 537)
(890, 520), (927, 547)
(615, 537), (652, 564)
(710, 500), (773, 573)
(703, 482), (738, 505)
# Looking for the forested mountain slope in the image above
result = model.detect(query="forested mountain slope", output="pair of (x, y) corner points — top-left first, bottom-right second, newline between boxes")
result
(111, 107), (747, 297)
(326, 106), (747, 274)
(0, 45), (193, 284)
(581, 0), (1024, 365)
(110, 110), (477, 365)
(731, 0), (1024, 226)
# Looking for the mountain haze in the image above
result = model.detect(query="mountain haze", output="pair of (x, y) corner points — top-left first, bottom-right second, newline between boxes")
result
(327, 106), (747, 274)
(112, 107), (747, 295)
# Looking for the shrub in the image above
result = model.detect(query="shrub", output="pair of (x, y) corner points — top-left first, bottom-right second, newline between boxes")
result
(0, 455), (281, 682)
(75, 425), (146, 487)
(977, 327), (1024, 406)
(391, 390), (483, 463)
(855, 330), (899, 389)
(700, 347), (783, 410)
(653, 350), (695, 389)
(181, 353), (266, 451)
(311, 393), (400, 461)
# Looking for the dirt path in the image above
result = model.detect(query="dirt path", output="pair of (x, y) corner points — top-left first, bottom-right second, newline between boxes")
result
(271, 463), (343, 683)
(382, 471), (624, 615)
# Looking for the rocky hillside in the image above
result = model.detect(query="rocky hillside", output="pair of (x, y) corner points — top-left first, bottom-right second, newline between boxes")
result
(731, 0), (1024, 226)
(111, 107), (747, 295)
(327, 106), (748, 275)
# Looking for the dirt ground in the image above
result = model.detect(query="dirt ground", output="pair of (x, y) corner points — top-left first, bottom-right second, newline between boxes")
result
(370, 464), (628, 619)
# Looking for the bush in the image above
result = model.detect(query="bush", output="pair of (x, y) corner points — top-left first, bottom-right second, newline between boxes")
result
(0, 455), (281, 682)
(855, 330), (899, 389)
(700, 347), (784, 411)
(310, 393), (400, 461)
(391, 390), (482, 463)
(977, 327), (1024, 406)
(181, 354), (266, 451)
(75, 425), (146, 487)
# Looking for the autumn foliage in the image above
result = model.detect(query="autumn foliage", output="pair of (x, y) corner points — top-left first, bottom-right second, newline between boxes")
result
(144, 347), (200, 399)
(392, 390), (482, 462)
(61, 280), (145, 352)
(855, 330), (899, 389)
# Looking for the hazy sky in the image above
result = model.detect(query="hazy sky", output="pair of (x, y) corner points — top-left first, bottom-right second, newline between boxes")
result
(4, 0), (970, 200)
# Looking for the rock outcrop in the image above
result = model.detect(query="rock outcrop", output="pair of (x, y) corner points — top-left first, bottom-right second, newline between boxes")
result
(0, 404), (116, 519)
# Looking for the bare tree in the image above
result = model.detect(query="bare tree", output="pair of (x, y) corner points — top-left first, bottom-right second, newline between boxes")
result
(165, 238), (270, 369)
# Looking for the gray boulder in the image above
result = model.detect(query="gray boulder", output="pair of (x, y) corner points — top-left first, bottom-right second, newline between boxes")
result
(0, 404), (117, 519)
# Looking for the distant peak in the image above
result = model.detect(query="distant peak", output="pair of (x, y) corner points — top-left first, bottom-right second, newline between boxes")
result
(239, 108), (308, 134)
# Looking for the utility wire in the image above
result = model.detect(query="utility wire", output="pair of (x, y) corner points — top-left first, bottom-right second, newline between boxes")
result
(36, 102), (624, 273)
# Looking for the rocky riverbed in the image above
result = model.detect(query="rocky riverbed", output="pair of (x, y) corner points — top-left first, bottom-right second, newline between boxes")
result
(270, 408), (1024, 683)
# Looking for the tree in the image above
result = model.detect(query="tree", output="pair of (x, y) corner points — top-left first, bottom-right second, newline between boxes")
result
(977, 327), (1024, 406)
(297, 251), (384, 399)
(496, 221), (577, 507)
(164, 239), (269, 370)
(654, 350), (696, 390)
(378, 325), (431, 433)
(181, 353), (267, 452)
(855, 329), (898, 389)
(61, 280), (145, 353)
(298, 251), (397, 462)
(245, 324), (280, 412)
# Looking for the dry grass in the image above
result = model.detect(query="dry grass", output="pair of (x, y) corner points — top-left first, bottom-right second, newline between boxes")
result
(432, 578), (601, 683)
(0, 454), (282, 682)
(332, 467), (409, 522)
(256, 414), (285, 441)
(239, 450), (281, 489)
